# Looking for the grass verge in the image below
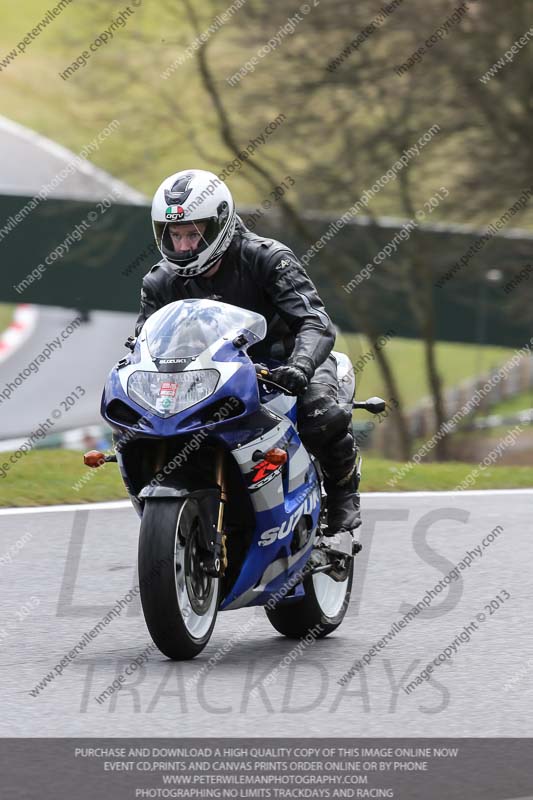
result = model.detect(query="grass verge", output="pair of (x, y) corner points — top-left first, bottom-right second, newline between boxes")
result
(480, 390), (533, 417)
(0, 450), (532, 508)
(0, 304), (15, 334)
(338, 333), (514, 409)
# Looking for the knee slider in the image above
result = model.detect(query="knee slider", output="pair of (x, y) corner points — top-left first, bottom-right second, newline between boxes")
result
(298, 401), (352, 452)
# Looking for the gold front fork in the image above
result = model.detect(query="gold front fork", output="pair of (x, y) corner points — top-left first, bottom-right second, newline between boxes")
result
(215, 446), (228, 574)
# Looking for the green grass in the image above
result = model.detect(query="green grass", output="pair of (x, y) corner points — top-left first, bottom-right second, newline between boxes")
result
(364, 458), (533, 491)
(452, 423), (530, 444)
(0, 449), (126, 507)
(336, 333), (513, 409)
(481, 390), (533, 417)
(1, 449), (532, 508)
(0, 304), (14, 333)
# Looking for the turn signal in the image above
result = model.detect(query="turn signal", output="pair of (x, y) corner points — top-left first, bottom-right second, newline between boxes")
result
(84, 450), (106, 468)
(264, 448), (287, 465)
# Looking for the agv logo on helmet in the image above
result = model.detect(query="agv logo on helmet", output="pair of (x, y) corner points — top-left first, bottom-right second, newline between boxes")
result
(165, 205), (185, 221)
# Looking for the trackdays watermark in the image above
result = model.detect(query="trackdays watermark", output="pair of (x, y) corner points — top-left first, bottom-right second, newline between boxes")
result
(79, 654), (450, 715)
(338, 523), (504, 685)
(404, 590), (511, 695)
(184, 561), (315, 692)
(48, 503), (495, 719)
(29, 555), (173, 697)
(94, 641), (161, 705)
(250, 622), (324, 698)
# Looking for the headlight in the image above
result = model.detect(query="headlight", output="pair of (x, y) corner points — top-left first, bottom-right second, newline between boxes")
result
(127, 370), (220, 417)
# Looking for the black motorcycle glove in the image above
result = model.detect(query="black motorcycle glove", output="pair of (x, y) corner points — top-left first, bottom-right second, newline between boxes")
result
(269, 365), (309, 395)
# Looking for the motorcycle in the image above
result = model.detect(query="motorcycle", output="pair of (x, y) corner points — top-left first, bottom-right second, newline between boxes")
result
(86, 298), (384, 660)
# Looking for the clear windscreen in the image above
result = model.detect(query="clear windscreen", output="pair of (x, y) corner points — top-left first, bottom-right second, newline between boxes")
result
(144, 299), (267, 359)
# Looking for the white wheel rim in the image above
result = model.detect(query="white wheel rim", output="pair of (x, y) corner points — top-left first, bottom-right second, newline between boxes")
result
(174, 500), (218, 639)
(312, 571), (349, 618)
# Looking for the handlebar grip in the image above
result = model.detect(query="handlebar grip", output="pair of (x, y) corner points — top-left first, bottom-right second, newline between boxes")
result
(254, 364), (296, 396)
(254, 364), (271, 379)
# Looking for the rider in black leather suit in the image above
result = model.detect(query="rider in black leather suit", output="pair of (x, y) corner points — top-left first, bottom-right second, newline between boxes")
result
(135, 171), (361, 538)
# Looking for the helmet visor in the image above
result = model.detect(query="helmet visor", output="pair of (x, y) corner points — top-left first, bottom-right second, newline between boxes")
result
(154, 218), (212, 265)
(155, 201), (231, 266)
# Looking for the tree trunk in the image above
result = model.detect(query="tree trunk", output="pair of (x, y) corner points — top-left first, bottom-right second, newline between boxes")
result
(186, 0), (413, 461)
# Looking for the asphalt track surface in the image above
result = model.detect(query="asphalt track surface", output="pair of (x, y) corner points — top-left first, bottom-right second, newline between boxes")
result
(0, 307), (135, 439)
(1, 490), (531, 737)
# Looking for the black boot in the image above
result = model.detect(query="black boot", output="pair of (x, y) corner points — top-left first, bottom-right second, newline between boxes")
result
(323, 462), (362, 535)
(305, 463), (362, 576)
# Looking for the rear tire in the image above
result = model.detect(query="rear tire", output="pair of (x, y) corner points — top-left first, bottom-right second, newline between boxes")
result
(265, 558), (354, 639)
(138, 497), (219, 660)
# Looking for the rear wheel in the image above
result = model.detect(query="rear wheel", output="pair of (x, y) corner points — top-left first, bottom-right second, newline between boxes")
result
(138, 497), (219, 660)
(265, 558), (354, 639)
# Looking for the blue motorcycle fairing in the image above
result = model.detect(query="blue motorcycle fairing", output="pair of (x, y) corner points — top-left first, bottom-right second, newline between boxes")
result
(101, 354), (259, 439)
(258, 382), (298, 426)
(101, 298), (323, 610)
(218, 469), (321, 610)
(222, 546), (313, 610)
(100, 369), (158, 436)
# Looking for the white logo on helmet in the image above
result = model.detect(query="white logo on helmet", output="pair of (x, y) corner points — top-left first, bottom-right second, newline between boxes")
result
(165, 205), (185, 221)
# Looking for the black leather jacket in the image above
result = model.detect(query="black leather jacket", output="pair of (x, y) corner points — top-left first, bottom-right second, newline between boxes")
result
(134, 217), (335, 377)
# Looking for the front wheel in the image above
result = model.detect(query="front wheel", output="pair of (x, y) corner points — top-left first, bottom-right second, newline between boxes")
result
(265, 558), (354, 639)
(138, 497), (219, 660)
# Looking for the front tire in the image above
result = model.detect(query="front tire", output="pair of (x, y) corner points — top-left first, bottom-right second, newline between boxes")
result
(138, 497), (219, 660)
(265, 558), (354, 639)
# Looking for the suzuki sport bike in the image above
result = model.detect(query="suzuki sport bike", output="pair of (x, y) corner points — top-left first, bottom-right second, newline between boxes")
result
(88, 299), (384, 660)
